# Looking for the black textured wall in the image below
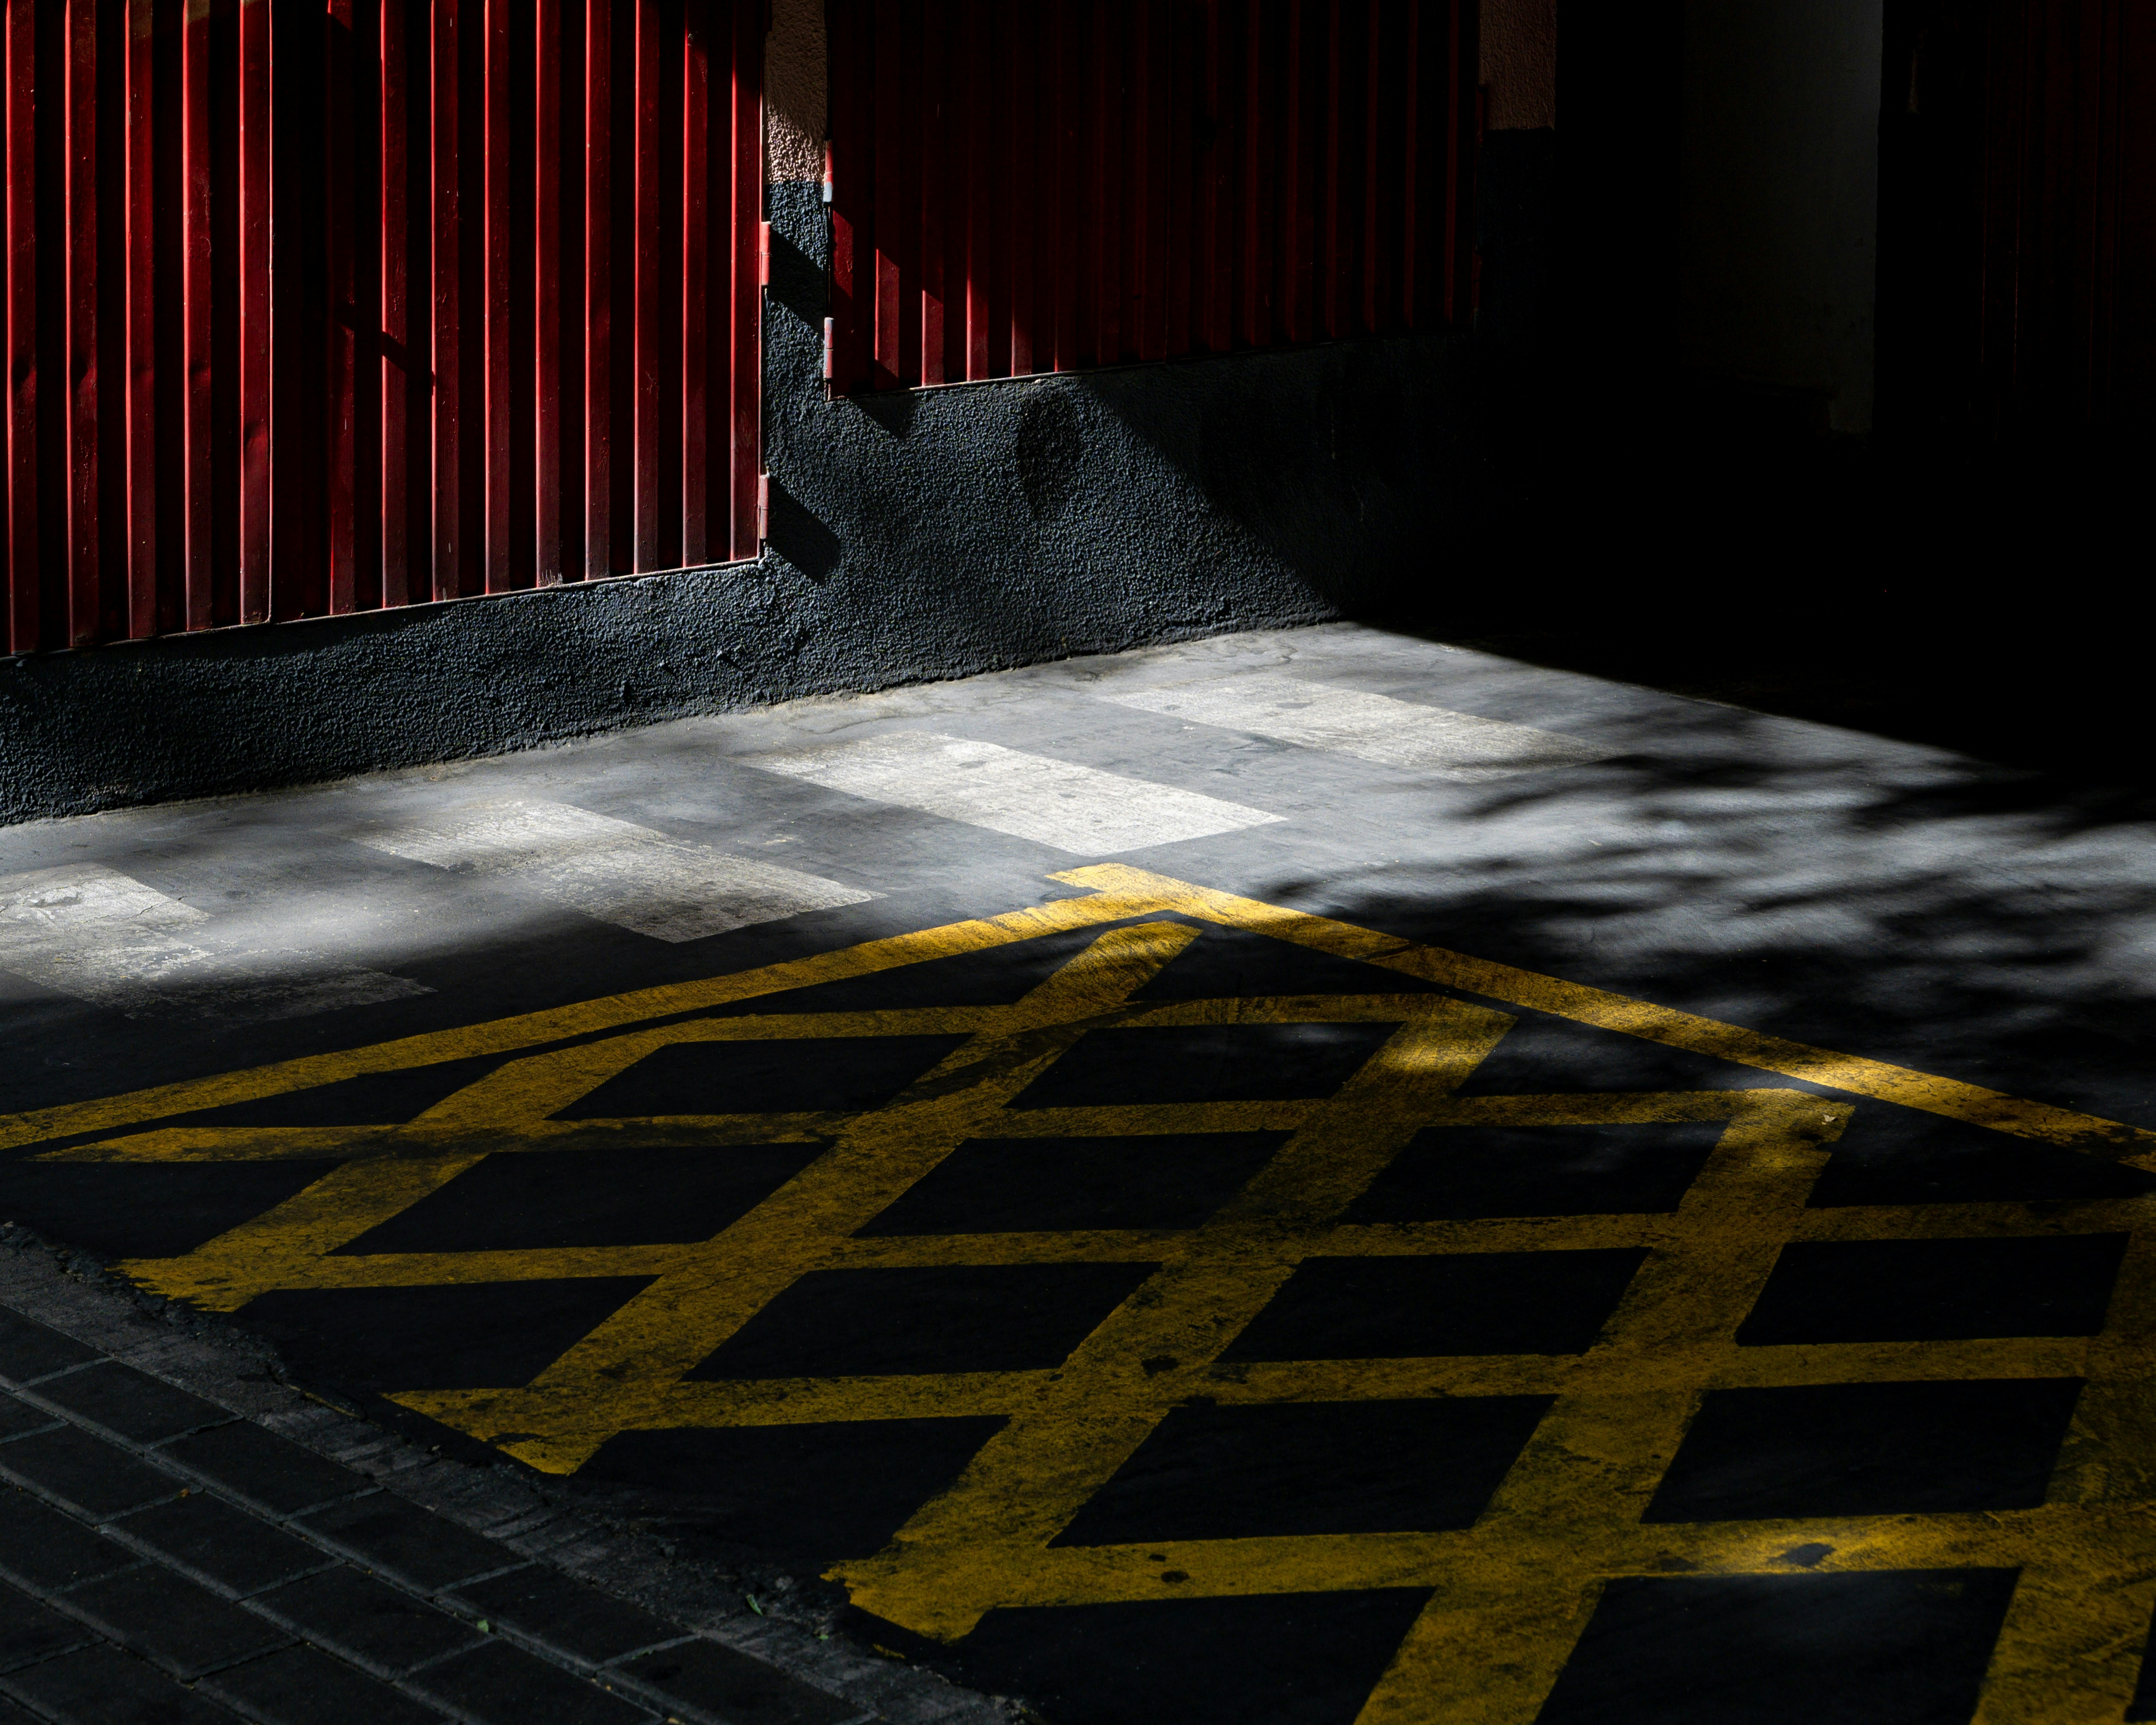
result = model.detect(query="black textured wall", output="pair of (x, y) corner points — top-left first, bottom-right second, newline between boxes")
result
(1, 180), (1498, 826)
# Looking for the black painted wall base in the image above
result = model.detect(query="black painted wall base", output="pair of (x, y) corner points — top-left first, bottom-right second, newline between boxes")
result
(1, 181), (1509, 826)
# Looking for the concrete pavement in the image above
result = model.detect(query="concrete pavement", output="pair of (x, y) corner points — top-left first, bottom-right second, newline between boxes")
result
(4, 621), (2155, 1723)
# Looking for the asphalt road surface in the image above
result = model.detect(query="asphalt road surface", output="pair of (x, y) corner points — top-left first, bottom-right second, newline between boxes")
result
(5, 621), (2155, 1725)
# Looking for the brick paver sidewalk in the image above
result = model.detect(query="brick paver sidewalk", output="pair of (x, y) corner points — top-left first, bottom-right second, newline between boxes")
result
(0, 1239), (1006, 1725)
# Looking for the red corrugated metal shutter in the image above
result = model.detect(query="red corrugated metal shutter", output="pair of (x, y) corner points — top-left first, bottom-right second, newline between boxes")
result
(827, 0), (1476, 396)
(0, 0), (764, 655)
(1977, 0), (2156, 434)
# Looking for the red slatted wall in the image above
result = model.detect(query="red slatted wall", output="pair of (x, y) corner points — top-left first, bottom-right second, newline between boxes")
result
(827, 0), (1476, 395)
(0, 0), (763, 656)
(1979, 0), (2156, 433)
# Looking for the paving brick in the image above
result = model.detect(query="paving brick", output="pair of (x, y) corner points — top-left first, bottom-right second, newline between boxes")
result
(406, 1639), (657, 1725)
(30, 1362), (232, 1445)
(0, 1641), (235, 1725)
(160, 1422), (367, 1518)
(293, 1493), (518, 1592)
(246, 1565), (484, 1678)
(0, 1393), (58, 1441)
(0, 1309), (99, 1387)
(0, 1425), (184, 1520)
(0, 1576), (96, 1674)
(200, 1644), (449, 1725)
(56, 1563), (293, 1680)
(107, 1492), (334, 1597)
(0, 1484), (140, 1592)
(616, 1639), (866, 1725)
(442, 1566), (678, 1667)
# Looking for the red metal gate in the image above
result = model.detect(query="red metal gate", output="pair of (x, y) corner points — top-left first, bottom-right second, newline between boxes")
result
(2, 0), (763, 655)
(1977, 0), (2156, 434)
(826, 0), (1476, 395)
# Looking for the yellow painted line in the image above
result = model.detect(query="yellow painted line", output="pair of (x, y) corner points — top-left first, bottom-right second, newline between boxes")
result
(1789, 1199), (2151, 1243)
(39, 1115), (846, 1165)
(394, 1370), (1054, 1438)
(1206, 1334), (2106, 1406)
(841, 1501), (2153, 1614)
(0, 887), (1181, 1154)
(16, 869), (2156, 1723)
(457, 921), (1212, 1473)
(204, 1229), (1185, 1297)
(385, 1332), (2110, 1439)
(1055, 866), (2156, 1160)
(123, 1153), (490, 1309)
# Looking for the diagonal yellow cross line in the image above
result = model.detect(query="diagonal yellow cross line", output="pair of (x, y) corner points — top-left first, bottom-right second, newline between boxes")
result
(8, 869), (2156, 1722)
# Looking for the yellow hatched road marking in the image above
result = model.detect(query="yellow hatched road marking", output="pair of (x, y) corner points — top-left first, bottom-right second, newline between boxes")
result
(6, 870), (2156, 1722)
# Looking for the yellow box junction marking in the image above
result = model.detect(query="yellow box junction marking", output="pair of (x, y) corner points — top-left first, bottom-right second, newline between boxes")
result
(10, 866), (2156, 1724)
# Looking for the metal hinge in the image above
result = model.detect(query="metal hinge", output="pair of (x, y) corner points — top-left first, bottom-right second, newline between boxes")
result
(759, 220), (771, 287)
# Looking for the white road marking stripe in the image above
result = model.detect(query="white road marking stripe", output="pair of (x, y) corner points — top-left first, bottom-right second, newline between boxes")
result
(1097, 673), (1616, 780)
(352, 800), (876, 942)
(0, 863), (429, 1021)
(746, 732), (1282, 854)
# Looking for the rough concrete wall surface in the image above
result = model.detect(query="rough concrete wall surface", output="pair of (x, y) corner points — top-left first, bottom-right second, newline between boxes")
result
(0, 176), (1488, 826)
(1680, 0), (1885, 432)
(1482, 0), (1557, 130)
(764, 0), (827, 183)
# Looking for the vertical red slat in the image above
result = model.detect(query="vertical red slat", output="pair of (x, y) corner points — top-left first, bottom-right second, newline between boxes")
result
(1398, 0), (1418, 325)
(827, 2), (858, 393)
(1006, 2), (1035, 377)
(1988, 0), (2034, 417)
(679, 0), (708, 562)
(5, 0), (38, 653)
(482, 0), (513, 588)
(123, 0), (155, 639)
(534, 0), (564, 582)
(872, 0), (904, 387)
(380, 0), (412, 608)
(1198, 0), (1225, 351)
(1052, 0), (1079, 371)
(1142, 0), (1170, 361)
(180, 0), (213, 630)
(896, 0), (920, 384)
(964, 0), (990, 382)
(1125, 0), (1149, 364)
(1238, 0), (1264, 348)
(324, 1), (358, 615)
(2033, 0), (2069, 414)
(1320, 0), (1342, 336)
(1360, 0), (1380, 332)
(1165, 0), (1192, 357)
(585, 0), (615, 575)
(2087, 0), (2120, 417)
(632, 0), (668, 568)
(985, 2), (1011, 381)
(239, 0), (271, 621)
(828, 0), (865, 394)
(327, 3), (360, 613)
(1439, 0), (1458, 324)
(431, 0), (463, 600)
(63, 0), (96, 646)
(2070, 0), (2107, 417)
(1281, 0), (1306, 343)
(729, 0), (759, 559)
(917, 0), (944, 386)
(1090, 0), (1118, 364)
